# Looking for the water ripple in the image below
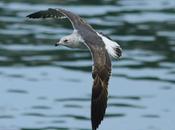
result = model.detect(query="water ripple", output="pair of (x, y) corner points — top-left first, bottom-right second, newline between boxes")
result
(0, 0), (175, 130)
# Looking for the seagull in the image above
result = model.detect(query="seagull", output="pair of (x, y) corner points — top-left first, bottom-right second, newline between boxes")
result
(27, 8), (122, 130)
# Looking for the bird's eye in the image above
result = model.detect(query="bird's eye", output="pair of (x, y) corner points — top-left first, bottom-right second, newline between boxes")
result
(64, 39), (68, 42)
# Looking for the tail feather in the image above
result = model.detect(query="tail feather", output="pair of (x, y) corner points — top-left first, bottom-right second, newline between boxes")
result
(115, 46), (122, 58)
(97, 32), (122, 59)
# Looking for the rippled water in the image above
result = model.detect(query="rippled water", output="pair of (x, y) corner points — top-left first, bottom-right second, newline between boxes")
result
(0, 0), (175, 130)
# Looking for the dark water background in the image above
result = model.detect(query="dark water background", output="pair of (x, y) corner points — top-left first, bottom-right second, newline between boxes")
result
(0, 0), (175, 130)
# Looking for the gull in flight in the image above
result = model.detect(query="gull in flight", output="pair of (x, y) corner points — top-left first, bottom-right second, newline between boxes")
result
(27, 8), (122, 130)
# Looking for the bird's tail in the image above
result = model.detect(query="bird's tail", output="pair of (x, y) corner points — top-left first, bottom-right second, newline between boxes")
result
(97, 32), (122, 59)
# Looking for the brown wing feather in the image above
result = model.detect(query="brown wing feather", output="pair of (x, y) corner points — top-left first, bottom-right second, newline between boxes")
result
(91, 47), (111, 130)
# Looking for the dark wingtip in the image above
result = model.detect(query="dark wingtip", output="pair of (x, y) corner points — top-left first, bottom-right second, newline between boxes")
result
(26, 14), (32, 18)
(115, 47), (122, 58)
(26, 8), (66, 19)
(26, 12), (38, 18)
(26, 9), (53, 19)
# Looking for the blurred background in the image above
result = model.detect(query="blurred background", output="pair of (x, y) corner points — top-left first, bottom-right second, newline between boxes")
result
(0, 0), (175, 130)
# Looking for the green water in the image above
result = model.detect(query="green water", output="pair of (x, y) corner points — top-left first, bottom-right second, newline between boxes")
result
(0, 0), (175, 130)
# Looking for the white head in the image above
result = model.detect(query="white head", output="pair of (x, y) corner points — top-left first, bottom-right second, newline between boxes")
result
(55, 35), (75, 47)
(55, 31), (85, 48)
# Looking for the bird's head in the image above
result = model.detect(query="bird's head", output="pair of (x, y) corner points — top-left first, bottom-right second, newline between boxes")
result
(55, 35), (74, 47)
(55, 31), (84, 48)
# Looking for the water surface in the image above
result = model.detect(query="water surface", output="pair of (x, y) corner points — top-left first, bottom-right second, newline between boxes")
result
(0, 0), (175, 130)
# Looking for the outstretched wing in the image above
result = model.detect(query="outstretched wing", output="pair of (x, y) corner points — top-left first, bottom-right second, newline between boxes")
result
(27, 8), (91, 30)
(27, 8), (112, 130)
(77, 25), (112, 129)
(78, 25), (112, 129)
(90, 44), (111, 130)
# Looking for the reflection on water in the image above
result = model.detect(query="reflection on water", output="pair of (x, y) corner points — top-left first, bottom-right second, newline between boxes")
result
(0, 0), (175, 130)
